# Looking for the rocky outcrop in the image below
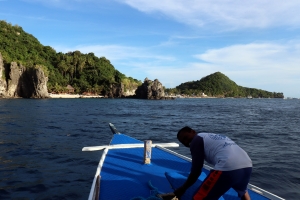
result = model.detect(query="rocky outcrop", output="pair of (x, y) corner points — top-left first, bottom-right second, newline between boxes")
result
(101, 78), (169, 99)
(0, 53), (49, 98)
(104, 83), (124, 98)
(134, 78), (166, 99)
(0, 53), (7, 97)
(123, 89), (136, 96)
(6, 62), (23, 97)
(103, 83), (139, 98)
(18, 66), (49, 98)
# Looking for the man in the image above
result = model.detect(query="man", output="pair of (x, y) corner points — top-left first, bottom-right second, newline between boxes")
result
(174, 126), (252, 200)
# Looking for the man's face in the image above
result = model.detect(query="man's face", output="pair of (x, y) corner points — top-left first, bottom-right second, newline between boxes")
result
(178, 130), (195, 147)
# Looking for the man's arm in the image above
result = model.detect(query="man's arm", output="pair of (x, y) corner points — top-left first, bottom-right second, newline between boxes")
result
(174, 170), (201, 197)
(174, 136), (205, 197)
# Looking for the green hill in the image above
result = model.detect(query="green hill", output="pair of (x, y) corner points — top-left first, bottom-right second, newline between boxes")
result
(0, 21), (284, 98)
(0, 20), (141, 95)
(166, 72), (284, 98)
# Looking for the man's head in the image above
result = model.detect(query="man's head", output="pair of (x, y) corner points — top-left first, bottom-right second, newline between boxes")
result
(177, 126), (197, 147)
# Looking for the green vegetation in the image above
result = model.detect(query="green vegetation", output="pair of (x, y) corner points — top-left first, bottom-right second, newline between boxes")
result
(0, 21), (284, 98)
(0, 20), (141, 94)
(165, 72), (284, 98)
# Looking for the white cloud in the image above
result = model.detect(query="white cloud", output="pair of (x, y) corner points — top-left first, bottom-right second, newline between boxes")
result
(194, 42), (300, 74)
(125, 41), (300, 97)
(132, 62), (218, 88)
(197, 42), (300, 96)
(55, 44), (175, 62)
(116, 0), (300, 29)
(22, 0), (300, 29)
(53, 44), (176, 80)
(54, 41), (300, 98)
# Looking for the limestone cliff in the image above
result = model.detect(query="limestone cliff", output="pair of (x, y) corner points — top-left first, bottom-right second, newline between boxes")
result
(6, 62), (23, 97)
(134, 78), (166, 99)
(123, 89), (136, 96)
(102, 83), (139, 98)
(0, 53), (7, 96)
(0, 52), (49, 98)
(104, 83), (124, 98)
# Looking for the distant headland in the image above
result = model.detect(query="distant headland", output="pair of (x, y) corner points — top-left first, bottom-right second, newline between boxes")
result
(165, 72), (284, 98)
(0, 20), (284, 99)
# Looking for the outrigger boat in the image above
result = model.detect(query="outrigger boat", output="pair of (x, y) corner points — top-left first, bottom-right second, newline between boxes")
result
(82, 123), (285, 200)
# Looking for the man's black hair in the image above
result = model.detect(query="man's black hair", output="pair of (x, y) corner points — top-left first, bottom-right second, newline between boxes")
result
(177, 126), (193, 139)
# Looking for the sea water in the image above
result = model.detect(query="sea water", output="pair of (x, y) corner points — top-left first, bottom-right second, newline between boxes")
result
(0, 98), (299, 199)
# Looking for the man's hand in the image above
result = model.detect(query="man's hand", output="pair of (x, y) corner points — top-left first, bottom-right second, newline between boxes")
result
(174, 170), (201, 198)
(174, 186), (187, 198)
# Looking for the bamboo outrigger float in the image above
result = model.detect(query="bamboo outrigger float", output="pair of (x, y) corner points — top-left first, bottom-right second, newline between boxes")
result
(82, 123), (285, 200)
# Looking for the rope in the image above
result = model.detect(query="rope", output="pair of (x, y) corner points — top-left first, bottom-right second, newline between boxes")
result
(130, 181), (162, 200)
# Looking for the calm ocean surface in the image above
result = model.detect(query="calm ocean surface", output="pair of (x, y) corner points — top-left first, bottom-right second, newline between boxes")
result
(0, 98), (299, 199)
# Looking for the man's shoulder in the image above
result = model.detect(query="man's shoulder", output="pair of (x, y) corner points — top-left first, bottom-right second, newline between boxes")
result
(198, 133), (230, 140)
(197, 132), (210, 137)
(191, 134), (204, 146)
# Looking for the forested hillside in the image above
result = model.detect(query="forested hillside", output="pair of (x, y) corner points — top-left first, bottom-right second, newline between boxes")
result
(0, 20), (141, 94)
(166, 72), (284, 98)
(0, 20), (284, 98)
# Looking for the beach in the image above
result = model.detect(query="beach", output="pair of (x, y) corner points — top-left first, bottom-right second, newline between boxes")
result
(49, 93), (104, 98)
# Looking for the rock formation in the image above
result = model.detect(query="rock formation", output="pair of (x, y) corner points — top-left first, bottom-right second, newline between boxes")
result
(104, 83), (124, 98)
(134, 78), (166, 99)
(103, 83), (139, 98)
(0, 53), (7, 97)
(0, 52), (49, 98)
(6, 62), (23, 97)
(123, 88), (136, 96)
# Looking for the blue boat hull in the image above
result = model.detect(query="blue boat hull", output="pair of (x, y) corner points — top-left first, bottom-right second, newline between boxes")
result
(98, 133), (276, 200)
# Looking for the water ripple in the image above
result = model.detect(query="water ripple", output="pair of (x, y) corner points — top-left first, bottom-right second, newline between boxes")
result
(0, 98), (299, 199)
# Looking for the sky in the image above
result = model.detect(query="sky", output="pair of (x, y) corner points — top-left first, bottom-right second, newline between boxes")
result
(1, 0), (300, 98)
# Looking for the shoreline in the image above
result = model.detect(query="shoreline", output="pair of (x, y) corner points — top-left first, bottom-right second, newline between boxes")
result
(49, 93), (104, 98)
(48, 94), (288, 99)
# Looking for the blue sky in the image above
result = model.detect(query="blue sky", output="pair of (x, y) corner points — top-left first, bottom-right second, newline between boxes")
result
(1, 0), (300, 97)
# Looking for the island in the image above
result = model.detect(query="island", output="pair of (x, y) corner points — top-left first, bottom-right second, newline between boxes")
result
(0, 20), (284, 99)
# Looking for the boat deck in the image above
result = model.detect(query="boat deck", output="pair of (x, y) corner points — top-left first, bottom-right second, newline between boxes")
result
(98, 134), (271, 200)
